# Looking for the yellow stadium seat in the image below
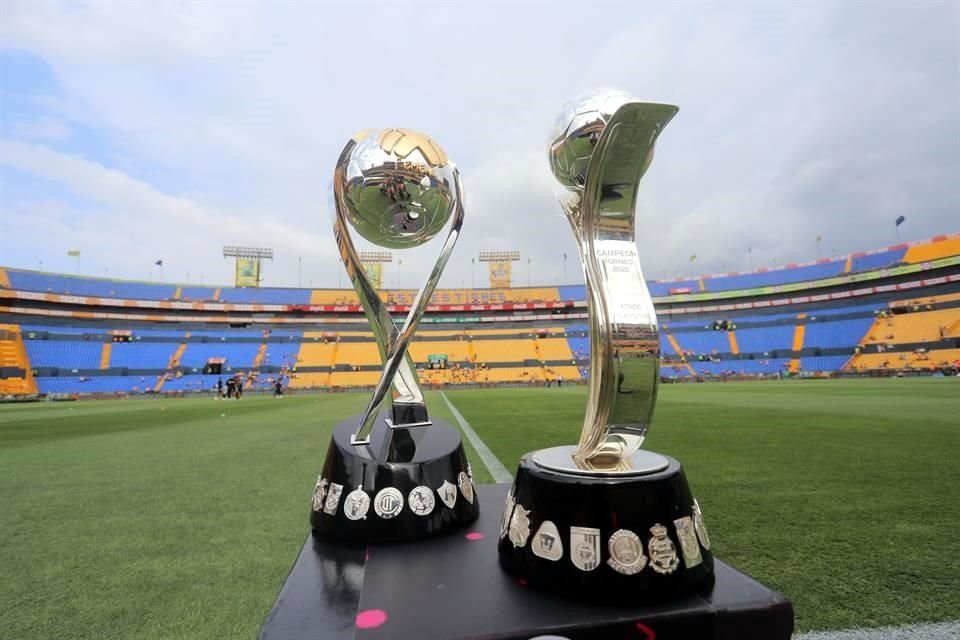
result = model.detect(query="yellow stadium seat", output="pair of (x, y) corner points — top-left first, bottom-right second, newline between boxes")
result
(903, 236), (960, 264)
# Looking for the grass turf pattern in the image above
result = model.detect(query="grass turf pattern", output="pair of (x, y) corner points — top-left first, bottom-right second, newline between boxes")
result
(1, 379), (957, 638)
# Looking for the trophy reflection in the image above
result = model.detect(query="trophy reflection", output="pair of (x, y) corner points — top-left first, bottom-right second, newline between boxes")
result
(497, 91), (715, 601)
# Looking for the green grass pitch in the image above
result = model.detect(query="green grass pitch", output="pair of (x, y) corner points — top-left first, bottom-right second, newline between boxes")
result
(1, 378), (958, 638)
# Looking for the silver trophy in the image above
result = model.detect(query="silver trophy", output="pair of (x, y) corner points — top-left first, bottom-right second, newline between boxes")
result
(497, 91), (714, 600)
(312, 128), (478, 542)
(332, 128), (463, 445)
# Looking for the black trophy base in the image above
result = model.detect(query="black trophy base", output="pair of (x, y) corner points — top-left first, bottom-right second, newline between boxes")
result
(310, 414), (478, 543)
(498, 449), (715, 603)
(261, 484), (794, 640)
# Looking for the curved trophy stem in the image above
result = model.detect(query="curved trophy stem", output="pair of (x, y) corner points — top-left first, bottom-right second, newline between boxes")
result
(565, 102), (678, 469)
(331, 136), (465, 445)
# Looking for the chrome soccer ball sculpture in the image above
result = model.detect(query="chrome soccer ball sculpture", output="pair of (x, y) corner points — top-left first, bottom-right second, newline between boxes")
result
(548, 89), (636, 191)
(341, 128), (457, 250)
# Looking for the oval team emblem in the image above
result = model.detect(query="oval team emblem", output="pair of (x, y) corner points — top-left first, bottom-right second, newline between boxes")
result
(458, 471), (475, 505)
(607, 529), (647, 575)
(408, 486), (435, 516)
(343, 485), (370, 521)
(374, 487), (404, 519)
(508, 504), (531, 548)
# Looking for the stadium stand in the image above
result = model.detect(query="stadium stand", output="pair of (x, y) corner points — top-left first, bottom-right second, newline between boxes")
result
(903, 235), (960, 264)
(5, 295), (957, 396)
(3, 233), (957, 308)
(850, 247), (906, 273)
(178, 286), (218, 301)
(6, 270), (176, 299)
(702, 261), (844, 292)
(0, 324), (37, 395)
(2, 233), (958, 396)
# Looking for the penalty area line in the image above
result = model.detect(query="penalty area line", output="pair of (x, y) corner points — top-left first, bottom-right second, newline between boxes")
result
(439, 391), (513, 483)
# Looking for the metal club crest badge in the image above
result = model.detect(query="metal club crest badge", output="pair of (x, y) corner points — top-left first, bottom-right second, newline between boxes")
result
(648, 523), (680, 575)
(343, 485), (370, 521)
(692, 500), (711, 551)
(408, 486), (435, 517)
(500, 489), (516, 540)
(323, 482), (344, 516)
(437, 480), (457, 510)
(312, 476), (328, 512)
(458, 470), (475, 505)
(673, 516), (703, 569)
(531, 520), (563, 561)
(508, 504), (532, 548)
(374, 487), (404, 519)
(606, 529), (648, 575)
(570, 526), (601, 572)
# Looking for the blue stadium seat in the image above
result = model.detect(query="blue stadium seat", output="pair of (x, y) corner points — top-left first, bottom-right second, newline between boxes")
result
(24, 340), (102, 369)
(217, 288), (310, 304)
(849, 248), (906, 273)
(178, 343), (262, 369)
(735, 326), (795, 354)
(110, 342), (178, 369)
(803, 318), (874, 350)
(800, 355), (850, 372)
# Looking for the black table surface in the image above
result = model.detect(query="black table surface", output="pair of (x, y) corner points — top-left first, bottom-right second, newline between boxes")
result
(260, 484), (793, 640)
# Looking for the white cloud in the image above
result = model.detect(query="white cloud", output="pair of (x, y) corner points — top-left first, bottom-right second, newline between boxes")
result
(0, 0), (956, 289)
(11, 116), (71, 141)
(0, 140), (335, 284)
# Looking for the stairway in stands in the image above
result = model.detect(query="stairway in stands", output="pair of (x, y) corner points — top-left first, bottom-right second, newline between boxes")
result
(99, 342), (112, 369)
(666, 333), (697, 376)
(326, 339), (339, 388)
(789, 314), (806, 373)
(0, 324), (38, 395)
(155, 338), (189, 392)
(246, 343), (268, 389)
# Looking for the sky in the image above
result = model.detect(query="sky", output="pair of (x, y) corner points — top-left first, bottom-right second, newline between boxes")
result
(0, 0), (957, 290)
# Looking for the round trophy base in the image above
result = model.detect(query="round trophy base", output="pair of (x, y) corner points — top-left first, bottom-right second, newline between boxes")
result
(497, 451), (715, 603)
(310, 414), (479, 543)
(531, 444), (669, 476)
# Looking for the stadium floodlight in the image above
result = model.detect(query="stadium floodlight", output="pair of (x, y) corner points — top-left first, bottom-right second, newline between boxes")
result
(357, 251), (393, 263)
(477, 250), (520, 263)
(222, 246), (274, 260)
(478, 251), (521, 289)
(223, 246), (274, 287)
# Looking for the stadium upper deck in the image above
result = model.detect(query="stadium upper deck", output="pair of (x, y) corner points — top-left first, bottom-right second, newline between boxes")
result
(2, 233), (958, 307)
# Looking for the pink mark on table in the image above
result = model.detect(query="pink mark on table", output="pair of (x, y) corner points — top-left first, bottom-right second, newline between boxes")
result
(356, 609), (388, 629)
(465, 532), (484, 541)
(635, 621), (656, 639)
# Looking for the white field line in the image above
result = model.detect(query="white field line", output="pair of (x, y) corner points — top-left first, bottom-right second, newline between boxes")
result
(439, 391), (513, 483)
(795, 621), (960, 640)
